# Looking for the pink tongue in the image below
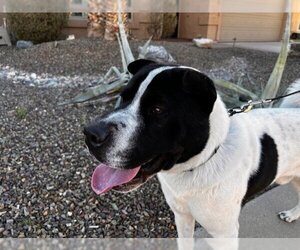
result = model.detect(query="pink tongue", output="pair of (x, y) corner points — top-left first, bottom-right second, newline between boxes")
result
(91, 164), (141, 195)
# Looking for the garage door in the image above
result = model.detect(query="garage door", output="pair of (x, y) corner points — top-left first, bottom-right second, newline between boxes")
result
(219, 13), (285, 42)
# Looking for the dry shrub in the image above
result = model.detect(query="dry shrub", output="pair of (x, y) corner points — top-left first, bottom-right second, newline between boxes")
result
(6, 13), (69, 44)
(147, 13), (164, 40)
(162, 13), (178, 38)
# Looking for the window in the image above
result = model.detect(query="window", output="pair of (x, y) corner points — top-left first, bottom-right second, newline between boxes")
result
(127, 13), (133, 21)
(70, 12), (88, 18)
(126, 0), (133, 21)
(70, 0), (87, 19)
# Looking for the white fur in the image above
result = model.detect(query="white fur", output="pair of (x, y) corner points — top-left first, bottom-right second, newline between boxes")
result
(280, 79), (300, 108)
(157, 79), (300, 243)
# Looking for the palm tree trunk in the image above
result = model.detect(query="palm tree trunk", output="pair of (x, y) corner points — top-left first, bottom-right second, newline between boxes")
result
(104, 0), (128, 40)
(88, 0), (128, 40)
(87, 12), (106, 38)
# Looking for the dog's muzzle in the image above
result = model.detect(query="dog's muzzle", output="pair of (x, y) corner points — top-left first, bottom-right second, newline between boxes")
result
(83, 121), (115, 150)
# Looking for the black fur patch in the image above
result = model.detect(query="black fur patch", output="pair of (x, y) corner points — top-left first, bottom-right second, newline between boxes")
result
(118, 63), (165, 108)
(243, 133), (278, 205)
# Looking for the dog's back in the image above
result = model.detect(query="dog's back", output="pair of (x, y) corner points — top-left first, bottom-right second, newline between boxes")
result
(280, 79), (300, 108)
(237, 79), (300, 185)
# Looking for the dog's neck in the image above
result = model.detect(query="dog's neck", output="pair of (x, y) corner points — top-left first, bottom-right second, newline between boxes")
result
(168, 95), (230, 173)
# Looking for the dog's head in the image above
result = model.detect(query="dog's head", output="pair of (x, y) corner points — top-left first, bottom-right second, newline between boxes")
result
(84, 59), (217, 194)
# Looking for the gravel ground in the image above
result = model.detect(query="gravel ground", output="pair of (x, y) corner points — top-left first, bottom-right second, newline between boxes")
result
(1, 38), (300, 238)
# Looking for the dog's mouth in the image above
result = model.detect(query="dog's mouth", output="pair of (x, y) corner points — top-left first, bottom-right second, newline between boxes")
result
(91, 157), (161, 195)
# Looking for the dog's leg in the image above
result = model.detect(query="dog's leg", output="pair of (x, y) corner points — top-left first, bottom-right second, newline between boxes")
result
(193, 209), (240, 250)
(204, 238), (239, 250)
(278, 178), (300, 223)
(174, 211), (195, 250)
(158, 177), (195, 250)
(200, 217), (239, 238)
(190, 200), (240, 238)
(174, 211), (195, 238)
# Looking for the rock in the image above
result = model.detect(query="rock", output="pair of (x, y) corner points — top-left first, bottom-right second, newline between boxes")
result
(46, 185), (55, 191)
(16, 40), (33, 49)
(138, 45), (176, 63)
(6, 219), (14, 230)
(30, 73), (37, 79)
(58, 232), (65, 237)
(111, 203), (118, 211)
(67, 35), (75, 41)
(18, 232), (25, 238)
(2, 230), (9, 236)
(23, 207), (29, 216)
(193, 38), (214, 49)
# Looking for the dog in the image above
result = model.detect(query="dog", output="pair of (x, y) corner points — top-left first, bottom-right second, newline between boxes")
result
(84, 59), (300, 240)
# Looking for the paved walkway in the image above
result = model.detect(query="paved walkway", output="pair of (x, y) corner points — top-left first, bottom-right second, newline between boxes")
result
(195, 184), (300, 238)
(214, 42), (282, 53)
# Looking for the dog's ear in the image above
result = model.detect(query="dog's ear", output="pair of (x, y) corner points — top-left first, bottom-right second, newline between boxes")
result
(128, 59), (156, 75)
(182, 70), (217, 115)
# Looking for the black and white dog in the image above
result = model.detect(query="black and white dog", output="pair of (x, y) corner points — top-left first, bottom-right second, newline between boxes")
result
(84, 59), (300, 239)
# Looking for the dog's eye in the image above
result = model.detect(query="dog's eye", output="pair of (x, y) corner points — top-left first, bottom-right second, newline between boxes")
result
(149, 106), (165, 115)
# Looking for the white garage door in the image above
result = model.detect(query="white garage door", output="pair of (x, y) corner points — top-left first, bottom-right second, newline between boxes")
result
(219, 13), (285, 42)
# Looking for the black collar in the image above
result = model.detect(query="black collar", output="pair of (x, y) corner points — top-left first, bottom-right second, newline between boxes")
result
(184, 146), (220, 173)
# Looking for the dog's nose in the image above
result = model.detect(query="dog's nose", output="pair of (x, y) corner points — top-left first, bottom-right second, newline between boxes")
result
(83, 122), (113, 148)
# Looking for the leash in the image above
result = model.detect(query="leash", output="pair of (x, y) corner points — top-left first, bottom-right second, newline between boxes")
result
(228, 89), (300, 117)
(186, 89), (300, 173)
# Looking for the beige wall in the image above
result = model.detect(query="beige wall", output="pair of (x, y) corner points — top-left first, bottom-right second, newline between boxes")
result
(292, 13), (300, 32)
(128, 13), (157, 40)
(178, 13), (219, 40)
(62, 17), (88, 38)
(178, 12), (287, 42)
(177, 0), (288, 42)
(219, 13), (285, 42)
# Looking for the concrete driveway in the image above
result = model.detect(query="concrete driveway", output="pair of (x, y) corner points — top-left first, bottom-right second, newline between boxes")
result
(195, 184), (300, 238)
(214, 42), (281, 53)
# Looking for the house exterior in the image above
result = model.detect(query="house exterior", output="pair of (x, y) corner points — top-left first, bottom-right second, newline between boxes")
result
(61, 13), (300, 42)
(0, 0), (300, 42)
(178, 13), (287, 42)
(177, 0), (299, 41)
(62, 0), (300, 42)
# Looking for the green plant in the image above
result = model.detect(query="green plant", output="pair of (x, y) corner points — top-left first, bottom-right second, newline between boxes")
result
(15, 106), (28, 120)
(6, 12), (69, 44)
(79, 114), (87, 125)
